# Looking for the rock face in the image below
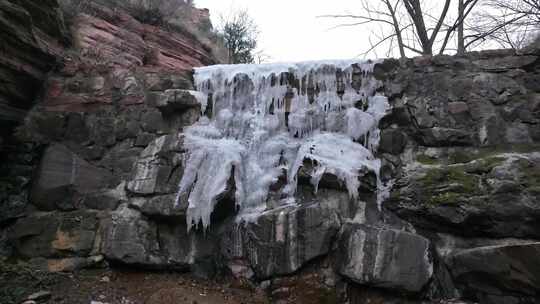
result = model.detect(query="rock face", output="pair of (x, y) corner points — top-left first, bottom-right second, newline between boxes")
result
(31, 144), (114, 211)
(10, 210), (100, 259)
(0, 0), (67, 226)
(222, 201), (341, 279)
(447, 242), (540, 303)
(338, 223), (433, 293)
(387, 152), (540, 238)
(0, 0), (221, 272)
(126, 134), (184, 195)
(1, 2), (540, 303)
(0, 0), (66, 129)
(376, 50), (540, 304)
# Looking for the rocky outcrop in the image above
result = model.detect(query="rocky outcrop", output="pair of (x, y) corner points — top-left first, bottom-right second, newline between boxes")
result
(222, 201), (342, 279)
(43, 2), (218, 113)
(0, 1), (67, 223)
(1, 2), (540, 302)
(338, 223), (433, 293)
(102, 204), (219, 275)
(447, 242), (540, 303)
(0, 0), (220, 268)
(31, 144), (114, 211)
(377, 50), (540, 304)
(126, 134), (185, 195)
(10, 210), (102, 264)
(387, 152), (540, 238)
(0, 0), (66, 130)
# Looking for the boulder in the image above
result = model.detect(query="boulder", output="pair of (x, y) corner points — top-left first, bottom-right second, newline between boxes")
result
(418, 127), (474, 147)
(126, 134), (184, 195)
(473, 55), (538, 71)
(29, 255), (104, 272)
(221, 202), (341, 279)
(337, 223), (433, 293)
(379, 129), (407, 155)
(31, 144), (113, 211)
(101, 205), (162, 267)
(82, 182), (127, 211)
(387, 152), (540, 238)
(11, 210), (100, 258)
(102, 204), (216, 270)
(447, 242), (540, 303)
(152, 89), (203, 114)
(129, 194), (187, 219)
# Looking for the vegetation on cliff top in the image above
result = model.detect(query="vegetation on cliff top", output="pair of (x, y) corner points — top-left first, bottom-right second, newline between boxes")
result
(59, 0), (228, 62)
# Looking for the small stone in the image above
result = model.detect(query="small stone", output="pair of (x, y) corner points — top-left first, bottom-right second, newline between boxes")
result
(100, 276), (110, 283)
(27, 291), (51, 301)
(259, 280), (271, 290)
(448, 101), (469, 114)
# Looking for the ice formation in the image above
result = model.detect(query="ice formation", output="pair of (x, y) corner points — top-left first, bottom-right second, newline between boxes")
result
(177, 59), (391, 231)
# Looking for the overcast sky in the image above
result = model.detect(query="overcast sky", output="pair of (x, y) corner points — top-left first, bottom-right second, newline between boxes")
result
(194, 0), (377, 62)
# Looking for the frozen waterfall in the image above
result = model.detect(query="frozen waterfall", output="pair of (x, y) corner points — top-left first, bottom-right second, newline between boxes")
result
(176, 60), (390, 231)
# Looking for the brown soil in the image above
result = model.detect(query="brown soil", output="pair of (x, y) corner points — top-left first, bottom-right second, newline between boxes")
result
(36, 269), (269, 304)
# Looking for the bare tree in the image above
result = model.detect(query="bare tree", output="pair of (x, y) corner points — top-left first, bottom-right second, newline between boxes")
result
(402, 0), (452, 55)
(254, 50), (272, 64)
(218, 9), (259, 64)
(322, 0), (410, 58)
(437, 0), (480, 55)
(322, 0), (483, 58)
(469, 0), (540, 50)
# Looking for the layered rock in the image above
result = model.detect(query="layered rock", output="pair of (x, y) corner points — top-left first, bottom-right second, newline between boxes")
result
(338, 223), (433, 293)
(0, 0), (66, 129)
(0, 0), (67, 227)
(1, 0), (221, 270)
(377, 50), (540, 304)
(222, 200), (342, 279)
(387, 152), (540, 238)
(1, 3), (540, 302)
(31, 144), (114, 211)
(448, 242), (540, 303)
(43, 2), (218, 113)
(8, 209), (105, 272)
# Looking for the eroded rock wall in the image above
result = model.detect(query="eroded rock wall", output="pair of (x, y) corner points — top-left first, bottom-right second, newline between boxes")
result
(377, 49), (540, 303)
(0, 0), (221, 236)
(1, 2), (539, 303)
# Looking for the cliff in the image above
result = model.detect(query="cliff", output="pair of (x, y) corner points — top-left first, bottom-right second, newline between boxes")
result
(0, 0), (222, 238)
(0, 0), (67, 149)
(1, 1), (540, 304)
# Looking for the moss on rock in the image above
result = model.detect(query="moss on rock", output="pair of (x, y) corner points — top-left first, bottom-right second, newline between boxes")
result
(418, 165), (482, 205)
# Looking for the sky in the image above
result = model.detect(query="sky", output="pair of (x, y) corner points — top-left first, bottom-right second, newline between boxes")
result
(192, 1), (519, 63)
(194, 0), (375, 62)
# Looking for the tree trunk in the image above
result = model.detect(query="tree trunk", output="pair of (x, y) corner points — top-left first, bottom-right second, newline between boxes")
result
(457, 0), (465, 55)
(385, 0), (406, 59)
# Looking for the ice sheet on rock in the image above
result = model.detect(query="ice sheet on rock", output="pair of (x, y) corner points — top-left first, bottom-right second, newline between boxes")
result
(286, 132), (381, 200)
(176, 121), (246, 231)
(178, 59), (390, 231)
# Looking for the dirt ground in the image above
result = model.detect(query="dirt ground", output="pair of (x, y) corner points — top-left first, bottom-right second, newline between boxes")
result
(2, 267), (270, 304)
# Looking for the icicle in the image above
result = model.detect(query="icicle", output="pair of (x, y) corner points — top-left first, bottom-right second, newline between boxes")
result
(178, 59), (391, 231)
